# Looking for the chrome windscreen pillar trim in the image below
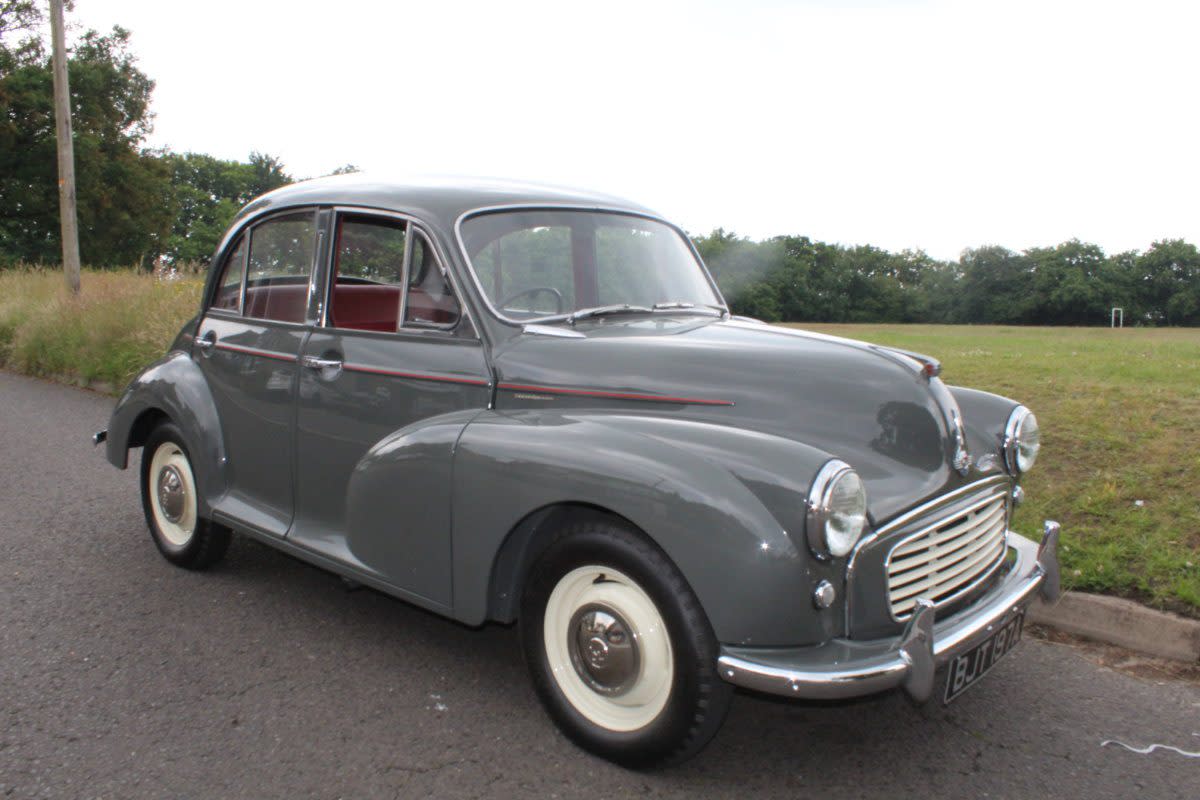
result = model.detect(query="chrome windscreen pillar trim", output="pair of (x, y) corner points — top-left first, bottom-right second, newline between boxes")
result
(1038, 520), (1061, 603)
(898, 599), (935, 702)
(716, 531), (1048, 703)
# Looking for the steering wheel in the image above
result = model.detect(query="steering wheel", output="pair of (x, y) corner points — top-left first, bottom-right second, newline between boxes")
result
(499, 286), (564, 314)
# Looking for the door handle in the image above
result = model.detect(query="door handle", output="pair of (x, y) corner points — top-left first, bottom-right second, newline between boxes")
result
(194, 331), (216, 354)
(301, 355), (343, 371)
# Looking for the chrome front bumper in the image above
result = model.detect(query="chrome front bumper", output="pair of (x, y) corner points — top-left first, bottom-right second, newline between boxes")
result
(717, 521), (1061, 703)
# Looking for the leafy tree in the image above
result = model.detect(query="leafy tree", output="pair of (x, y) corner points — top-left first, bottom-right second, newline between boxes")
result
(955, 246), (1033, 324)
(1025, 240), (1107, 325)
(0, 1), (43, 68)
(163, 151), (291, 264)
(1133, 240), (1200, 326)
(0, 22), (171, 266)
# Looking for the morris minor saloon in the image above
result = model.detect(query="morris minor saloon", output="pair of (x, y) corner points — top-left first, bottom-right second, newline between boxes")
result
(97, 175), (1059, 767)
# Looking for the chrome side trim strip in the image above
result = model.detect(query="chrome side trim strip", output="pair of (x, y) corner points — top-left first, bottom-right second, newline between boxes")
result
(213, 342), (299, 362)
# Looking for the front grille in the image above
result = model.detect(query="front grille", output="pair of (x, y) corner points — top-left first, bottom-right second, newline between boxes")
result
(885, 486), (1009, 620)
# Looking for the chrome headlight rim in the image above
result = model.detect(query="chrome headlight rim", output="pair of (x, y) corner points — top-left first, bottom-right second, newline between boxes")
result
(1003, 405), (1039, 475)
(806, 459), (868, 560)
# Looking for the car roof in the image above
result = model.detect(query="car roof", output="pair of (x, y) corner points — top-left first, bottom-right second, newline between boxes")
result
(233, 173), (663, 229)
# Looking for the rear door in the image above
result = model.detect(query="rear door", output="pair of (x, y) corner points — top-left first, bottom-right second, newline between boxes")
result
(195, 209), (323, 537)
(291, 210), (490, 606)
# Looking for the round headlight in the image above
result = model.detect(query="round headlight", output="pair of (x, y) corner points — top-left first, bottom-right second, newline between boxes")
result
(807, 460), (868, 559)
(1004, 406), (1040, 474)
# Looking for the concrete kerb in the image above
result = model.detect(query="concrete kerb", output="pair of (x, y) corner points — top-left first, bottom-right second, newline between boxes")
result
(1029, 591), (1200, 663)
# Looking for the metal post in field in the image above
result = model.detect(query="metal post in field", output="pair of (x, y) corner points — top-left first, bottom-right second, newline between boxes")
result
(1111, 307), (1124, 328)
(49, 0), (81, 295)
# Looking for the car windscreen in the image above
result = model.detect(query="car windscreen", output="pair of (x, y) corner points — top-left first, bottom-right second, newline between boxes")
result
(459, 210), (721, 321)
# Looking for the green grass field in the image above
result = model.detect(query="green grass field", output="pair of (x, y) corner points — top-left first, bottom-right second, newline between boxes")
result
(793, 323), (1200, 616)
(1, 269), (1196, 616)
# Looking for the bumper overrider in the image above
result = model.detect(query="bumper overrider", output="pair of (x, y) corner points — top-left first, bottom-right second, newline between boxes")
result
(717, 521), (1061, 702)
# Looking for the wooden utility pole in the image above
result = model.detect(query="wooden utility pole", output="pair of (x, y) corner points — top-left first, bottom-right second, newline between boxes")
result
(49, 0), (81, 294)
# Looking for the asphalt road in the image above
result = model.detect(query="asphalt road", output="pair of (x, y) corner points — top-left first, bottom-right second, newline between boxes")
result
(1, 370), (1197, 799)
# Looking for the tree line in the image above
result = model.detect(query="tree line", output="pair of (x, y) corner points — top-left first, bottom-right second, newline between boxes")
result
(693, 232), (1200, 326)
(2, 2), (1197, 325)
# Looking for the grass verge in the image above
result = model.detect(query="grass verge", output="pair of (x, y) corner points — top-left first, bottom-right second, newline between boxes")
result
(792, 323), (1200, 617)
(0, 268), (203, 391)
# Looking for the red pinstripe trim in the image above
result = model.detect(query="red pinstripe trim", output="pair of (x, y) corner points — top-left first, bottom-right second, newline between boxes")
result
(497, 383), (734, 406)
(342, 363), (490, 386)
(214, 342), (298, 362)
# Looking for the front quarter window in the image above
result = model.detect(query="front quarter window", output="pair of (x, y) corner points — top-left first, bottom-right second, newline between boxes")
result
(460, 210), (721, 322)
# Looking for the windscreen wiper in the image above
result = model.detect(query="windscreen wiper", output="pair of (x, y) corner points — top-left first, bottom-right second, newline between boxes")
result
(652, 301), (727, 317)
(567, 304), (653, 325)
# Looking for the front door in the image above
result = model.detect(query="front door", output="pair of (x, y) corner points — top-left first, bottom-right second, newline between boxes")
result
(195, 209), (321, 537)
(290, 211), (490, 607)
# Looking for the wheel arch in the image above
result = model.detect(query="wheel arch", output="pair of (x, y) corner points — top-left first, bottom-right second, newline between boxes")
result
(104, 351), (229, 512)
(126, 407), (170, 451)
(487, 502), (641, 624)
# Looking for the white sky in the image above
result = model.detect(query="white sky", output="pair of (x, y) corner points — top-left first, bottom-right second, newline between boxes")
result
(72, 0), (1199, 260)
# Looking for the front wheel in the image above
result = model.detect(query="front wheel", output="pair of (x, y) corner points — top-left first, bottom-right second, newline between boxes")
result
(519, 519), (732, 768)
(139, 422), (230, 570)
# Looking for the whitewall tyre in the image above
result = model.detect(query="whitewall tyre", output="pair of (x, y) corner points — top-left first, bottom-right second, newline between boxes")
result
(139, 422), (230, 570)
(520, 518), (733, 768)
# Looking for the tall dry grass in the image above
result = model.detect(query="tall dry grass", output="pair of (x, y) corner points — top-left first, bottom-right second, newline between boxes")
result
(0, 267), (203, 390)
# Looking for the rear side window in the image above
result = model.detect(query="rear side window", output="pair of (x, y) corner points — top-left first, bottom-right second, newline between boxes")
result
(244, 212), (317, 323)
(326, 215), (462, 333)
(212, 235), (246, 312)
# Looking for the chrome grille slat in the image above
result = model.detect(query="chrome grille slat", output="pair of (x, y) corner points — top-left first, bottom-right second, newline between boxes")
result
(889, 537), (1005, 604)
(889, 503), (1006, 582)
(891, 495), (1005, 558)
(890, 543), (1006, 616)
(885, 484), (1010, 621)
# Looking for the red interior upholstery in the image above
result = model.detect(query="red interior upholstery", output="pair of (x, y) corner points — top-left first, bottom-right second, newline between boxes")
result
(330, 283), (458, 331)
(244, 283), (308, 324)
(241, 281), (457, 330)
(331, 284), (402, 332)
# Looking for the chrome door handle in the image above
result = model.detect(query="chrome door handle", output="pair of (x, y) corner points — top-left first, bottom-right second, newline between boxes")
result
(301, 355), (343, 370)
(194, 333), (216, 352)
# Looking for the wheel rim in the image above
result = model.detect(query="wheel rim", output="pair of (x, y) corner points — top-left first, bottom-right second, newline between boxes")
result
(148, 442), (197, 547)
(543, 566), (674, 732)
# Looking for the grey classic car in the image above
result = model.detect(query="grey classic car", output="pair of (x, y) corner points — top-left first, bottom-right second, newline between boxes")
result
(97, 175), (1059, 767)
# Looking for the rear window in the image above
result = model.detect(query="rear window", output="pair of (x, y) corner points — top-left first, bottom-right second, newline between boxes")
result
(244, 212), (317, 323)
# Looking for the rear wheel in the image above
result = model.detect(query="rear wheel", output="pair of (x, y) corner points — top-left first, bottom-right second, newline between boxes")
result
(519, 518), (732, 768)
(139, 422), (230, 569)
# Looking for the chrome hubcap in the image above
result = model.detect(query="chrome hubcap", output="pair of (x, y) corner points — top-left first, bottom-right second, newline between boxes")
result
(156, 466), (186, 523)
(568, 604), (640, 696)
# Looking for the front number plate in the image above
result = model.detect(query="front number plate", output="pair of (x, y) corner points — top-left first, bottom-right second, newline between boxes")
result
(943, 612), (1024, 704)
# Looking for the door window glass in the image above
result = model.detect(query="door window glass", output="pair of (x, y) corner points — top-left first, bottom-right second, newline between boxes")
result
(403, 232), (461, 329)
(244, 212), (316, 323)
(328, 217), (408, 332)
(211, 235), (246, 312)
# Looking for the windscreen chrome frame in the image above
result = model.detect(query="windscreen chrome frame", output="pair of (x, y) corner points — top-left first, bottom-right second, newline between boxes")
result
(453, 203), (729, 328)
